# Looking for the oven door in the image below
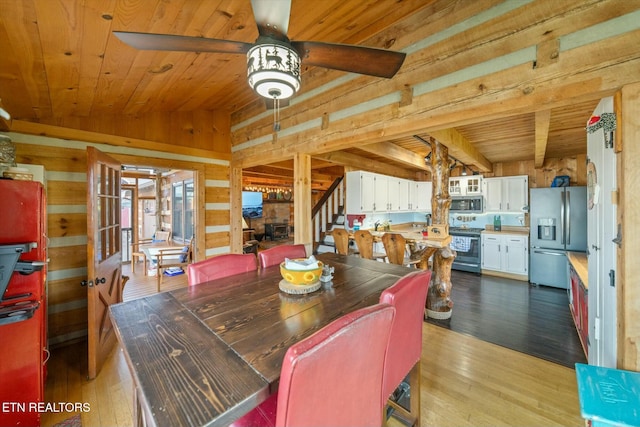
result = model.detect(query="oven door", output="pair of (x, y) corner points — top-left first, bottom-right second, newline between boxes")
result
(450, 233), (481, 273)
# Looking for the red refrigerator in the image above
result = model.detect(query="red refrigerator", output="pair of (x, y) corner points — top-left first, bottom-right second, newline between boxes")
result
(0, 179), (48, 426)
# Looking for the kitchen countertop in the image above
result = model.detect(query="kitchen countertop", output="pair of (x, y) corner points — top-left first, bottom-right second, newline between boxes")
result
(568, 252), (588, 289)
(482, 225), (530, 236)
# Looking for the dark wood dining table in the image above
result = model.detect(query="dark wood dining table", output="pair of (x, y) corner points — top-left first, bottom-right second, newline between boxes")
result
(110, 252), (416, 427)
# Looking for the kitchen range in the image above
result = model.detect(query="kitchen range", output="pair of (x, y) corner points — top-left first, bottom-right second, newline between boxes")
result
(449, 226), (483, 274)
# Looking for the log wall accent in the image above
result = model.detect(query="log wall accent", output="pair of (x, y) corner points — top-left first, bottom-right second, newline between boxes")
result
(10, 130), (231, 345)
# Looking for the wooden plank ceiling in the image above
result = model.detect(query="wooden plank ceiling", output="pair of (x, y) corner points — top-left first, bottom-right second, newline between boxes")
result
(0, 0), (602, 190)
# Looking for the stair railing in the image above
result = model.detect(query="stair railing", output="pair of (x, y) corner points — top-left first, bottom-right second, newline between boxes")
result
(312, 176), (344, 252)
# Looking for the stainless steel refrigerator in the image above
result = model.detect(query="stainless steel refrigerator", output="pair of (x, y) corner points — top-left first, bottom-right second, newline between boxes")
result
(529, 187), (587, 288)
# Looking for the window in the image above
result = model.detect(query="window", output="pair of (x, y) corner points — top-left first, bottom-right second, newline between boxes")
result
(172, 179), (194, 242)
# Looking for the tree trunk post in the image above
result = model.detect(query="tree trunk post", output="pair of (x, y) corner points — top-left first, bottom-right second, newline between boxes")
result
(425, 137), (456, 319)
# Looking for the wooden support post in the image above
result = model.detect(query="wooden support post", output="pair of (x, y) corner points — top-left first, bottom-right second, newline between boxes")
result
(424, 137), (456, 319)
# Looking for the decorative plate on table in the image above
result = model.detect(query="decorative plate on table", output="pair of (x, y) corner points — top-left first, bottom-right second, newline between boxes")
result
(279, 279), (321, 294)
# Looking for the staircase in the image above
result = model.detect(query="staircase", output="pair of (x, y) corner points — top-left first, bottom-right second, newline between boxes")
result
(312, 177), (347, 254)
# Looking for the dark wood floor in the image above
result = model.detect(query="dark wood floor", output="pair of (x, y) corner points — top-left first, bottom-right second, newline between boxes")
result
(427, 270), (587, 368)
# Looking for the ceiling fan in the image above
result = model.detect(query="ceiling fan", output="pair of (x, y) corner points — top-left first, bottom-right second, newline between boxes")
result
(114, 0), (406, 106)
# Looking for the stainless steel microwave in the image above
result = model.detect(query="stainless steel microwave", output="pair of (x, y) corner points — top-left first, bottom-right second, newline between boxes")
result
(450, 196), (483, 213)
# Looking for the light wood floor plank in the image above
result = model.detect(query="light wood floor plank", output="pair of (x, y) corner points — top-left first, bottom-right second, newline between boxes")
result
(41, 262), (584, 427)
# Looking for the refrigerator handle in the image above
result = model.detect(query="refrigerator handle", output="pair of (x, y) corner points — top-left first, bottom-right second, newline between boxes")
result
(560, 191), (565, 245)
(566, 191), (571, 245)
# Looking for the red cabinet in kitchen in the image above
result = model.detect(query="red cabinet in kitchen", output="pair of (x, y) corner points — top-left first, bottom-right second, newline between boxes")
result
(568, 252), (588, 358)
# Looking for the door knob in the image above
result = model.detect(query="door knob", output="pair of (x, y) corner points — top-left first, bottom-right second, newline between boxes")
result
(95, 277), (106, 285)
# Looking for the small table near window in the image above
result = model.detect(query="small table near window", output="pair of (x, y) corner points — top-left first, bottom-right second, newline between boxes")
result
(264, 222), (289, 240)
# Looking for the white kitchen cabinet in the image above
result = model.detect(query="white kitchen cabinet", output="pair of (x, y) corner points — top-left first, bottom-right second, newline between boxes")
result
(347, 171), (431, 214)
(346, 171), (376, 213)
(481, 234), (502, 270)
(387, 176), (405, 212)
(483, 175), (529, 212)
(449, 176), (483, 196)
(481, 233), (528, 276)
(409, 181), (432, 211)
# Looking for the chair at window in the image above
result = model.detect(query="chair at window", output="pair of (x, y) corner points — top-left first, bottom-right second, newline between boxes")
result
(332, 227), (358, 256)
(353, 230), (387, 261)
(156, 238), (193, 292)
(382, 233), (421, 268)
(379, 269), (431, 426)
(258, 244), (307, 268)
(130, 230), (171, 276)
(187, 253), (257, 287)
(231, 303), (396, 427)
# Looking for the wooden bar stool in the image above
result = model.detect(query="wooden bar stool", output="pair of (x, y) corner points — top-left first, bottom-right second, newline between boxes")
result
(354, 230), (387, 261)
(381, 233), (420, 267)
(332, 228), (358, 256)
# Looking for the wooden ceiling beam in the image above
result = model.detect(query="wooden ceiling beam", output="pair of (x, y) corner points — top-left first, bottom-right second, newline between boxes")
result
(534, 110), (551, 168)
(427, 129), (493, 172)
(358, 141), (429, 171)
(315, 150), (417, 179)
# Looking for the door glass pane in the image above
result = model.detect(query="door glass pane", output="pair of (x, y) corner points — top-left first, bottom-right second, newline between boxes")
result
(185, 180), (194, 240)
(172, 183), (184, 241)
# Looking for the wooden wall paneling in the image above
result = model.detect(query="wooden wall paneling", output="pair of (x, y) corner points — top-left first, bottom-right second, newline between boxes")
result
(47, 277), (86, 306)
(204, 186), (230, 204)
(619, 82), (640, 370)
(47, 181), (86, 205)
(0, 0), (52, 119)
(12, 120), (231, 160)
(48, 245), (88, 271)
(230, 166), (243, 254)
(233, 22), (640, 170)
(16, 143), (86, 172)
(12, 132), (231, 346)
(293, 153), (312, 252)
(204, 231), (230, 252)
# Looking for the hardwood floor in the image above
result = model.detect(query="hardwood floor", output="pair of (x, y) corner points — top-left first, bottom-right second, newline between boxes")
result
(41, 261), (585, 426)
(427, 270), (587, 368)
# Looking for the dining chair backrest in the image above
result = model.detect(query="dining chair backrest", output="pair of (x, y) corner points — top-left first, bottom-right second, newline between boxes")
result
(353, 230), (375, 259)
(379, 269), (431, 404)
(332, 228), (350, 255)
(230, 303), (396, 427)
(276, 303), (395, 426)
(187, 253), (257, 286)
(258, 244), (307, 268)
(154, 230), (171, 242)
(382, 232), (408, 265)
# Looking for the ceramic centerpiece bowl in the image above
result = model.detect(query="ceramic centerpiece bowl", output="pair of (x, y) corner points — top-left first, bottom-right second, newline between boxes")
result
(280, 260), (324, 285)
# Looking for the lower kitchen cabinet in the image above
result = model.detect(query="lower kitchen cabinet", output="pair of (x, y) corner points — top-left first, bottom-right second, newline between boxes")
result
(568, 253), (588, 358)
(481, 233), (528, 279)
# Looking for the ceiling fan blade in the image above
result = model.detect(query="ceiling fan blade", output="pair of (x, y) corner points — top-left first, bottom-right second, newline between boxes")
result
(292, 41), (406, 78)
(113, 31), (252, 54)
(250, 0), (291, 40)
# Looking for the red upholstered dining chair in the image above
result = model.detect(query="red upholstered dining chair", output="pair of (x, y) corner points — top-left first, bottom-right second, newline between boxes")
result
(230, 303), (396, 427)
(187, 253), (257, 286)
(257, 244), (307, 268)
(379, 269), (432, 426)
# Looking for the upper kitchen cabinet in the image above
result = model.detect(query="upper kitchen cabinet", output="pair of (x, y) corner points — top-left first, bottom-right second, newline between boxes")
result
(409, 181), (432, 211)
(346, 171), (431, 214)
(346, 171), (399, 213)
(346, 171), (376, 213)
(483, 175), (529, 213)
(449, 176), (483, 196)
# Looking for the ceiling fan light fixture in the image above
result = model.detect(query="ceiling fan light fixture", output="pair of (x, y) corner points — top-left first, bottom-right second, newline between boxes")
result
(247, 43), (300, 100)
